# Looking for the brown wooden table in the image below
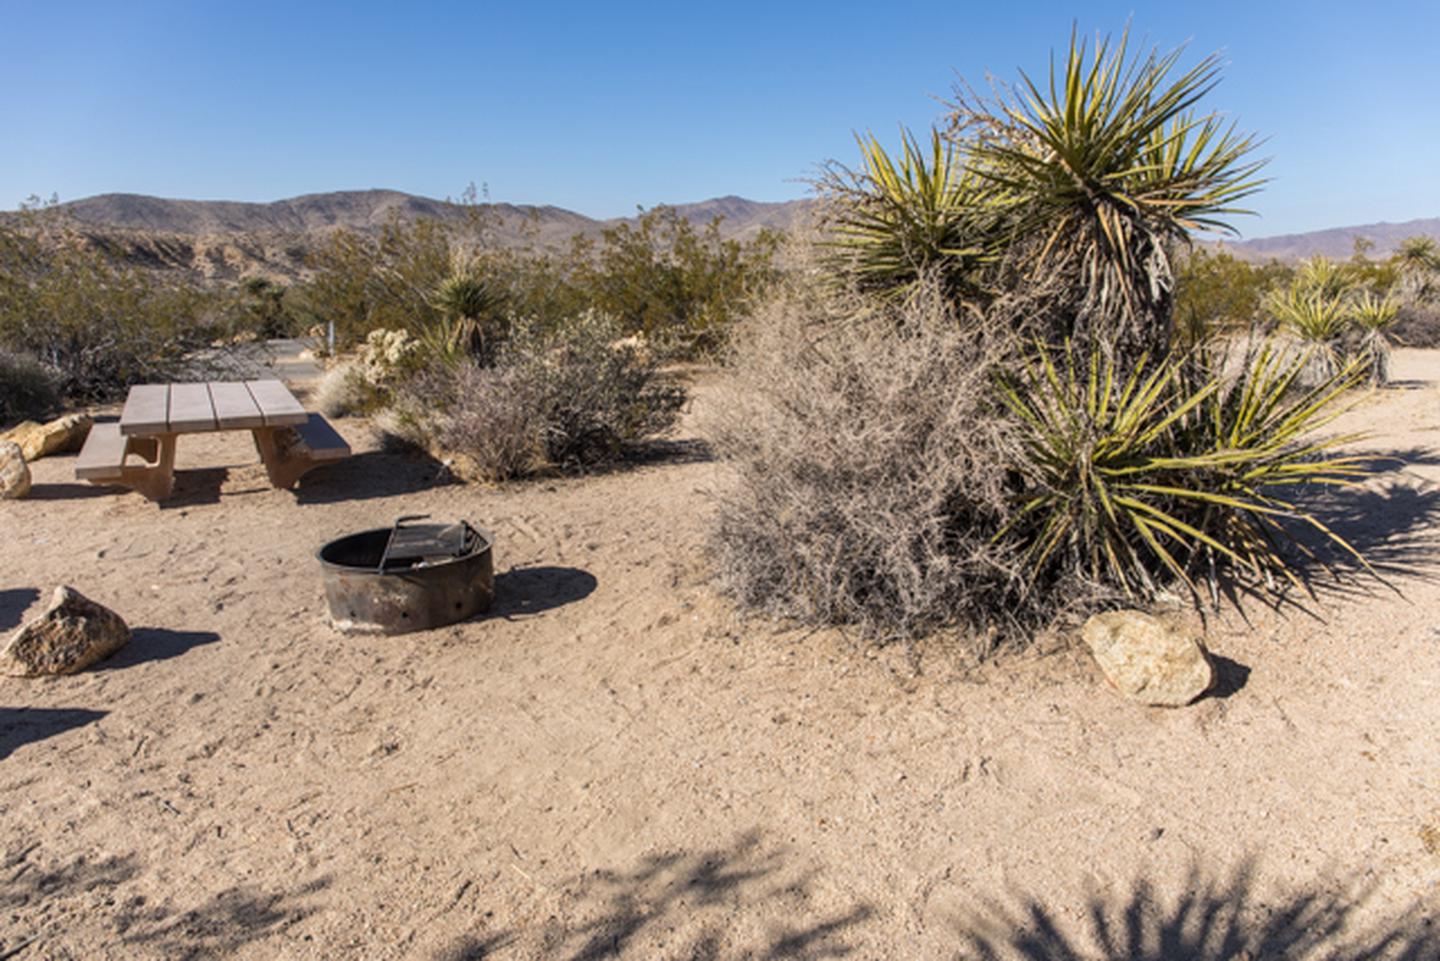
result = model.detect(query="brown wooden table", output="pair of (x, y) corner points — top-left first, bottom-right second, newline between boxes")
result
(75, 380), (349, 501)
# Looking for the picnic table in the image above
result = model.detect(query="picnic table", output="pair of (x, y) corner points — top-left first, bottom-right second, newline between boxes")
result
(75, 380), (350, 501)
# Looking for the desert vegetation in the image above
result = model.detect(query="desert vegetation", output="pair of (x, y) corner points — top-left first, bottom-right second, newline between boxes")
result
(0, 209), (221, 407)
(710, 29), (1399, 651)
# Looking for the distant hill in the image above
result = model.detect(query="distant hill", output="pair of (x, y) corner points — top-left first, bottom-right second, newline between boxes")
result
(50, 189), (811, 247)
(1217, 217), (1440, 261)
(16, 189), (1438, 282)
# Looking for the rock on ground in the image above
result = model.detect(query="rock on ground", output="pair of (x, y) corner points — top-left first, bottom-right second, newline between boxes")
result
(0, 440), (30, 499)
(1081, 610), (1214, 707)
(1, 413), (93, 461)
(1, 586), (131, 676)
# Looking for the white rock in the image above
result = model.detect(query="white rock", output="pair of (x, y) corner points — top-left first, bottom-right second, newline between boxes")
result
(0, 441), (30, 499)
(1081, 610), (1213, 707)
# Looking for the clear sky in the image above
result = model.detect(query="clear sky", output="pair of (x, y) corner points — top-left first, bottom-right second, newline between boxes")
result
(2, 0), (1436, 239)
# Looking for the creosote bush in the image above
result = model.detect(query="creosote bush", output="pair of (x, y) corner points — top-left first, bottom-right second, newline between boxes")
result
(0, 349), (61, 425)
(0, 220), (217, 402)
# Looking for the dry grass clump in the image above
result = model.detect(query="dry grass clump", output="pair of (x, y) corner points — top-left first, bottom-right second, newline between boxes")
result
(706, 284), (1045, 650)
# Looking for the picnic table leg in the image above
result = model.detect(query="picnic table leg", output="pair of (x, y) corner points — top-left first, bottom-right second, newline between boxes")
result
(123, 432), (177, 501)
(252, 426), (310, 490)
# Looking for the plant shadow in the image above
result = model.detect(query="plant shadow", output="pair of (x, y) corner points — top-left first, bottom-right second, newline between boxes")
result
(1221, 448), (1440, 617)
(437, 831), (873, 960)
(0, 847), (329, 959)
(94, 628), (221, 670)
(0, 706), (108, 760)
(0, 587), (40, 632)
(952, 858), (1438, 961)
(490, 566), (598, 618)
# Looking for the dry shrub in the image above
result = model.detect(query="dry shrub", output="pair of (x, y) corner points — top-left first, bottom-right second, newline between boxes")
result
(391, 311), (686, 482)
(706, 284), (1041, 650)
(313, 362), (370, 418)
(390, 362), (547, 480)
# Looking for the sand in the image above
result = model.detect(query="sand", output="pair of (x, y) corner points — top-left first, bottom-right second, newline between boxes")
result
(1, 352), (1437, 960)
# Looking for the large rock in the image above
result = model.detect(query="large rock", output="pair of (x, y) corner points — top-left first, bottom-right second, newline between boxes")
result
(1, 413), (93, 461)
(1081, 610), (1214, 707)
(0, 441), (29, 499)
(1, 586), (131, 676)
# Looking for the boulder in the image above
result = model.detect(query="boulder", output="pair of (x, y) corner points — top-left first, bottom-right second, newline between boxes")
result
(1081, 610), (1214, 707)
(0, 441), (29, 499)
(1, 413), (93, 461)
(1, 586), (131, 676)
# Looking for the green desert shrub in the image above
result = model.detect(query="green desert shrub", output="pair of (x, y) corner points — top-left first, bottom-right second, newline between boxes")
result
(389, 311), (686, 481)
(0, 222), (216, 402)
(0, 349), (61, 425)
(1172, 250), (1293, 347)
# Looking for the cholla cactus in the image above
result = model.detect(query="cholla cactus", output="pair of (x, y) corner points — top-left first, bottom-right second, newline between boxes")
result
(358, 328), (420, 388)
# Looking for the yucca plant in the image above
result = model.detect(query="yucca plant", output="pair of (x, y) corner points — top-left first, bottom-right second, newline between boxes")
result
(1392, 236), (1440, 302)
(958, 28), (1266, 356)
(820, 129), (1000, 305)
(427, 256), (507, 366)
(1349, 290), (1400, 385)
(997, 342), (1368, 601)
(1265, 285), (1350, 384)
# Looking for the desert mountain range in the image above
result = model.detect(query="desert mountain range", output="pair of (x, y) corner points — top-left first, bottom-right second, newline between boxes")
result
(13, 189), (1440, 282)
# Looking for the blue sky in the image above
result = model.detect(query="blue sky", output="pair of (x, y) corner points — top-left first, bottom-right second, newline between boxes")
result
(2, 1), (1437, 238)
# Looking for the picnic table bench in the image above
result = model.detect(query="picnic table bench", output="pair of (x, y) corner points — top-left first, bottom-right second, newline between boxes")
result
(75, 380), (350, 501)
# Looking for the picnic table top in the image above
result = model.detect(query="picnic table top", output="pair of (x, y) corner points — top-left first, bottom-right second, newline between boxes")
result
(119, 380), (309, 436)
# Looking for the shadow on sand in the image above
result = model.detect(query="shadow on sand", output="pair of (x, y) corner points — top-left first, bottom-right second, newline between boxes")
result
(0, 706), (108, 760)
(0, 848), (329, 960)
(0, 587), (40, 632)
(435, 831), (872, 961)
(1215, 448), (1440, 618)
(94, 628), (221, 670)
(953, 858), (1438, 961)
(490, 566), (598, 618)
(294, 449), (452, 505)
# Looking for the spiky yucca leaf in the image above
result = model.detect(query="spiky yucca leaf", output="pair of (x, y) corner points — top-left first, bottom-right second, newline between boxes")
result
(956, 28), (1265, 355)
(998, 342), (1368, 599)
(821, 129), (999, 303)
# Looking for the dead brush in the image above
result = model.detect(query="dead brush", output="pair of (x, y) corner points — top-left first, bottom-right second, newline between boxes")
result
(705, 282), (1058, 652)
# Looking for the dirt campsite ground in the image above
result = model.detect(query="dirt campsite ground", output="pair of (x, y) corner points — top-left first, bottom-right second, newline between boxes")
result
(1, 349), (1438, 960)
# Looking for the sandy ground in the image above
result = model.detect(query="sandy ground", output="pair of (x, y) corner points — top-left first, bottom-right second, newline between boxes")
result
(1, 351), (1438, 960)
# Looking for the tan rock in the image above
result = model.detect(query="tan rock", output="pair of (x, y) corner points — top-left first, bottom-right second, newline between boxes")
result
(0, 441), (30, 499)
(1081, 610), (1214, 707)
(1, 586), (130, 676)
(1, 413), (93, 461)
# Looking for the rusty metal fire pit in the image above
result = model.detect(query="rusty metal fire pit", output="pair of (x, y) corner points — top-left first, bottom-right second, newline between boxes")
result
(317, 516), (494, 634)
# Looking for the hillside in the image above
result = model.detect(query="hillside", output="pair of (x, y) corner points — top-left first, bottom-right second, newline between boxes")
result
(1220, 216), (1440, 261)
(52, 189), (811, 247)
(12, 189), (1437, 282)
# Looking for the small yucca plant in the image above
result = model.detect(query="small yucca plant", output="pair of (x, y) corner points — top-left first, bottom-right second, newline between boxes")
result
(1266, 285), (1350, 384)
(427, 257), (507, 366)
(1349, 290), (1400, 385)
(997, 342), (1369, 601)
